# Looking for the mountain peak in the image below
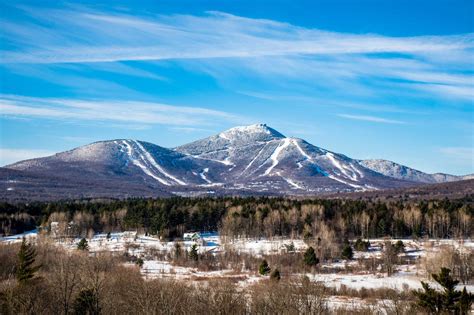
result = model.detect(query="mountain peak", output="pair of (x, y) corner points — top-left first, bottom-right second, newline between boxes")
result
(218, 123), (285, 141)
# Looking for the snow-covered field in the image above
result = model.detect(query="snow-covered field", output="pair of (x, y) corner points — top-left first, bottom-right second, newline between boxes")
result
(2, 230), (473, 294)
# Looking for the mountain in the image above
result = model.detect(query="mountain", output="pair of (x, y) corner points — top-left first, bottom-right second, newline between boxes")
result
(174, 124), (409, 192)
(358, 159), (472, 183)
(1, 124), (471, 200)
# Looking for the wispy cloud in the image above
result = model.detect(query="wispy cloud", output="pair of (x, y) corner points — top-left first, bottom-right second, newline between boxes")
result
(337, 114), (406, 124)
(0, 148), (56, 166)
(0, 95), (244, 127)
(1, 6), (472, 101)
(439, 147), (474, 163)
(2, 9), (472, 64)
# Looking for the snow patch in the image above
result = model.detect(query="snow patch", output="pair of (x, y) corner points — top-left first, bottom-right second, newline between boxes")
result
(199, 168), (212, 184)
(325, 152), (358, 181)
(122, 140), (171, 186)
(291, 139), (312, 161)
(277, 171), (304, 189)
(328, 174), (365, 190)
(133, 140), (187, 185)
(241, 143), (268, 174)
(264, 138), (291, 176)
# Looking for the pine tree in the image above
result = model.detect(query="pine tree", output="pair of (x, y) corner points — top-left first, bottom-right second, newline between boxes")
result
(189, 244), (199, 262)
(135, 257), (144, 268)
(433, 267), (461, 313)
(270, 268), (281, 281)
(414, 281), (444, 313)
(394, 240), (405, 254)
(73, 288), (101, 315)
(354, 238), (370, 251)
(77, 238), (89, 251)
(259, 260), (270, 276)
(303, 247), (319, 267)
(341, 244), (353, 260)
(414, 268), (473, 314)
(16, 238), (41, 284)
(457, 287), (474, 314)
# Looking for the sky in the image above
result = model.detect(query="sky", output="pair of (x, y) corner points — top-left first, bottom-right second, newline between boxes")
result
(0, 0), (473, 175)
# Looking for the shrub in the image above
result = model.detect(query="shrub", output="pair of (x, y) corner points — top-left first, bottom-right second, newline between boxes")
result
(73, 289), (101, 315)
(341, 244), (353, 260)
(259, 260), (270, 276)
(189, 244), (199, 262)
(77, 238), (89, 251)
(270, 268), (281, 281)
(354, 238), (370, 251)
(303, 247), (319, 266)
(394, 240), (405, 254)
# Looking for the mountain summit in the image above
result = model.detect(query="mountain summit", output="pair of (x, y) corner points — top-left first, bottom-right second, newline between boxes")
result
(2, 124), (470, 200)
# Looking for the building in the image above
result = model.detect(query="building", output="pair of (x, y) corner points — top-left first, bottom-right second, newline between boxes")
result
(183, 232), (201, 242)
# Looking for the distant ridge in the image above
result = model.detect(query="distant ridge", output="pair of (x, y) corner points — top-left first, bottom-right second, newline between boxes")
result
(2, 124), (471, 200)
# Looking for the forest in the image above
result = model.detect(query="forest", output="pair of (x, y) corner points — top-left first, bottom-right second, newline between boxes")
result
(1, 196), (472, 240)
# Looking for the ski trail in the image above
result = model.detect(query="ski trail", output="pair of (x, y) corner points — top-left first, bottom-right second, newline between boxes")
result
(291, 139), (313, 161)
(199, 168), (212, 184)
(328, 174), (365, 190)
(325, 152), (358, 181)
(122, 140), (171, 186)
(242, 143), (268, 175)
(132, 140), (186, 185)
(264, 138), (291, 176)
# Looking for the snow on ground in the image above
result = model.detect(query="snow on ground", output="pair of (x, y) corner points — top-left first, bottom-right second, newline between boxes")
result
(55, 232), (221, 255)
(224, 238), (307, 256)
(306, 271), (474, 293)
(352, 238), (473, 260)
(1, 230), (472, 294)
(0, 229), (38, 243)
(307, 272), (422, 291)
(139, 260), (241, 281)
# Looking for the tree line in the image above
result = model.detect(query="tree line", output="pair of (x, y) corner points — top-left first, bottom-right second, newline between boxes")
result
(0, 196), (472, 240)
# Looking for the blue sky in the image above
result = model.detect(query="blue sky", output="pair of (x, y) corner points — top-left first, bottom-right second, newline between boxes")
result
(0, 0), (473, 175)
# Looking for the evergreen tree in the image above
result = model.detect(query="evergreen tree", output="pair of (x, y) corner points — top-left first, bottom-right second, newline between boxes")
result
(189, 244), (199, 262)
(73, 288), (101, 315)
(270, 268), (281, 281)
(354, 238), (370, 251)
(457, 287), (474, 314)
(259, 260), (270, 276)
(394, 240), (405, 254)
(77, 238), (89, 251)
(341, 244), (353, 260)
(135, 257), (144, 268)
(414, 268), (473, 314)
(303, 247), (319, 267)
(16, 238), (41, 284)
(414, 281), (444, 313)
(174, 242), (182, 260)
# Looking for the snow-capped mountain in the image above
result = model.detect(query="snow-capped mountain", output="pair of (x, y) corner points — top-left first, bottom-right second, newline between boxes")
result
(174, 124), (402, 192)
(2, 124), (470, 199)
(358, 159), (471, 183)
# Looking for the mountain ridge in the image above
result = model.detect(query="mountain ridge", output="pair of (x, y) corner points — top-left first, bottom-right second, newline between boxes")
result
(2, 124), (471, 200)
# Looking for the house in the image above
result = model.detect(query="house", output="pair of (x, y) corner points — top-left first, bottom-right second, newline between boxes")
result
(183, 232), (201, 242)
